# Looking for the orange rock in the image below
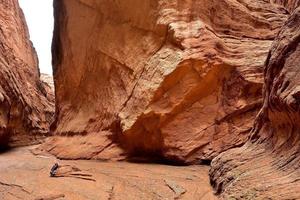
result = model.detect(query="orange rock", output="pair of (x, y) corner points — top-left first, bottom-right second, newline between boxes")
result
(0, 0), (54, 148)
(210, 7), (300, 199)
(48, 0), (291, 163)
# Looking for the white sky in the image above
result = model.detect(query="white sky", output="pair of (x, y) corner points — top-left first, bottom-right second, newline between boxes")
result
(19, 0), (54, 75)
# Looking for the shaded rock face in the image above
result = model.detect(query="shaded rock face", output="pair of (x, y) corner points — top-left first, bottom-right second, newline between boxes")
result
(49, 0), (292, 163)
(0, 0), (54, 148)
(210, 7), (300, 199)
(272, 0), (300, 12)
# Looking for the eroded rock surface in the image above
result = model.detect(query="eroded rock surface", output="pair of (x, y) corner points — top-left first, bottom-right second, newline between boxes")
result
(48, 0), (291, 163)
(210, 7), (300, 199)
(0, 0), (54, 147)
(0, 146), (216, 200)
(272, 0), (300, 12)
(41, 73), (55, 93)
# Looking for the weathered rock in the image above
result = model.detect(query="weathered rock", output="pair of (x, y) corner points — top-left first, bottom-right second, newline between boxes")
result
(0, 146), (217, 200)
(0, 0), (54, 148)
(210, 7), (300, 199)
(40, 73), (55, 93)
(48, 0), (291, 163)
(271, 0), (300, 12)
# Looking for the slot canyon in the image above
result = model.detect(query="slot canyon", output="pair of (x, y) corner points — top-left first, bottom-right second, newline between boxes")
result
(0, 0), (299, 199)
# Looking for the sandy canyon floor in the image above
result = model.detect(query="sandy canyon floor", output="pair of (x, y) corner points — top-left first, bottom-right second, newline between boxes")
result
(0, 146), (217, 200)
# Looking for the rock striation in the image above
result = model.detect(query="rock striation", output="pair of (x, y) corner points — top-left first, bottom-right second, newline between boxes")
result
(48, 0), (292, 163)
(0, 0), (54, 148)
(210, 7), (300, 199)
(272, 0), (300, 12)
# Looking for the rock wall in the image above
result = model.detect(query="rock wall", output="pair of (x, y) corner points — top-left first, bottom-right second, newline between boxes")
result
(41, 73), (55, 93)
(210, 7), (300, 199)
(272, 0), (300, 12)
(0, 0), (54, 148)
(47, 0), (293, 163)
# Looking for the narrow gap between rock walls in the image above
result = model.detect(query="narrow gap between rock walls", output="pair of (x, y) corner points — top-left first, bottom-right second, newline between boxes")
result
(19, 0), (54, 89)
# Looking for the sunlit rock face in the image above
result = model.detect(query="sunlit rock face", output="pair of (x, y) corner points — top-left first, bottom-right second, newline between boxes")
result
(49, 0), (290, 163)
(41, 73), (55, 93)
(0, 0), (54, 148)
(210, 7), (300, 199)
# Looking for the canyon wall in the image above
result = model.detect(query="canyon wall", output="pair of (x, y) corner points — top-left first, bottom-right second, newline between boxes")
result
(272, 0), (300, 12)
(0, 0), (54, 148)
(48, 0), (292, 163)
(210, 7), (300, 199)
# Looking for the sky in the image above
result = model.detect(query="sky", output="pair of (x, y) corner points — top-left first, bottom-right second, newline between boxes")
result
(19, 0), (54, 75)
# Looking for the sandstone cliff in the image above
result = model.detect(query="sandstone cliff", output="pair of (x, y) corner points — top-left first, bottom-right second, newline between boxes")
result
(210, 7), (300, 199)
(47, 0), (292, 163)
(0, 0), (54, 148)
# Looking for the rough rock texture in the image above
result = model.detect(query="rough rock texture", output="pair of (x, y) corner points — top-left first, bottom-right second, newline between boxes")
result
(48, 0), (292, 163)
(40, 73), (55, 93)
(210, 7), (300, 199)
(0, 0), (54, 148)
(272, 0), (300, 12)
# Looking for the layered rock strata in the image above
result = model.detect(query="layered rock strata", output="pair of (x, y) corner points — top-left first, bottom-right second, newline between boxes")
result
(210, 7), (300, 199)
(0, 0), (54, 148)
(272, 0), (300, 12)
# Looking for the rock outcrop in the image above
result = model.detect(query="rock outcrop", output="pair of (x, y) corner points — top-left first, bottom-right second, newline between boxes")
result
(41, 73), (55, 93)
(47, 0), (292, 163)
(272, 0), (300, 12)
(0, 0), (54, 148)
(210, 7), (300, 199)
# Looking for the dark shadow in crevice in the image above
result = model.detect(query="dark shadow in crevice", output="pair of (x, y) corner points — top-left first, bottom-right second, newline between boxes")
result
(0, 143), (11, 153)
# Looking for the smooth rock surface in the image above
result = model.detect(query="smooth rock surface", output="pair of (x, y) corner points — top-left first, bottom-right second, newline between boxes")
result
(210, 7), (300, 199)
(0, 146), (216, 200)
(49, 0), (290, 163)
(0, 0), (54, 148)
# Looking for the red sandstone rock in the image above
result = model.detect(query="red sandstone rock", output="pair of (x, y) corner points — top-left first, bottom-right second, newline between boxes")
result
(210, 7), (300, 199)
(0, 146), (217, 199)
(48, 0), (291, 163)
(272, 0), (300, 12)
(0, 0), (54, 148)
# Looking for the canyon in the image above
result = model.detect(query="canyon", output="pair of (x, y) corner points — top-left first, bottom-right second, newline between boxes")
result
(0, 0), (54, 148)
(0, 0), (300, 199)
